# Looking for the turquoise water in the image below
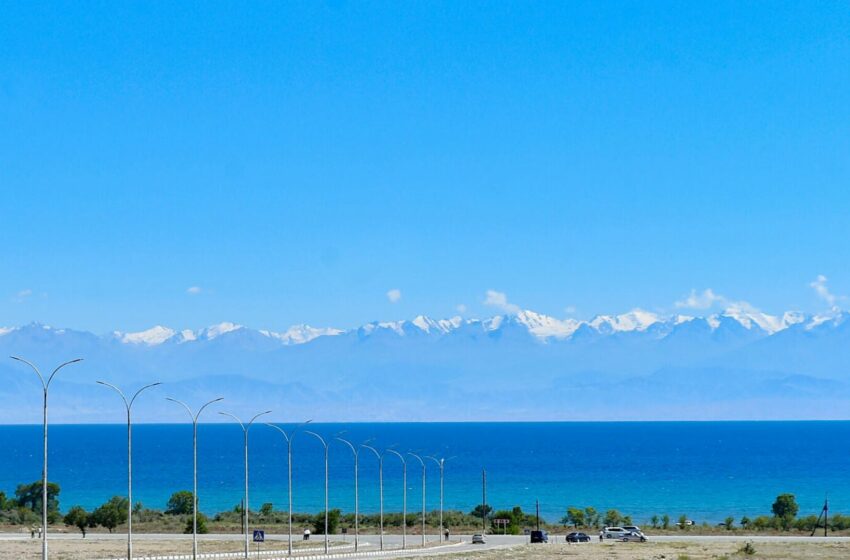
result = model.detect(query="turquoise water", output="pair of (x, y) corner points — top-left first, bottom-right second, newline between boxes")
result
(2, 422), (845, 523)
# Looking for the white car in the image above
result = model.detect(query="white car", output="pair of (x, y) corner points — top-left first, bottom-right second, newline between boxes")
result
(472, 534), (486, 544)
(620, 531), (647, 542)
(603, 526), (628, 539)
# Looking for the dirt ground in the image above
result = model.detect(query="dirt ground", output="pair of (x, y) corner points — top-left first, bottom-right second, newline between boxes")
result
(406, 541), (850, 560)
(0, 537), (346, 560)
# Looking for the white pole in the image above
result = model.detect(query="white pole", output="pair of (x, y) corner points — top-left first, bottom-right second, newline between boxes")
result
(11, 357), (82, 560)
(97, 381), (161, 560)
(166, 397), (223, 560)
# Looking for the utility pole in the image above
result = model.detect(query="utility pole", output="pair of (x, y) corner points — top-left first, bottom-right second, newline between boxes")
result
(536, 499), (540, 531)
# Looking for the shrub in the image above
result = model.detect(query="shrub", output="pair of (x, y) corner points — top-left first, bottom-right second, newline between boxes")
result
(738, 541), (756, 555)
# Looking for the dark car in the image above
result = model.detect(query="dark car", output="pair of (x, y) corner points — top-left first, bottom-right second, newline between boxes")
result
(530, 530), (549, 543)
(566, 532), (591, 543)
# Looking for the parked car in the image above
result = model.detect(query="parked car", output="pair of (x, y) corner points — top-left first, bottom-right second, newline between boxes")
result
(603, 526), (628, 539)
(621, 531), (647, 542)
(623, 525), (643, 535)
(472, 534), (486, 544)
(530, 530), (549, 543)
(565, 532), (591, 543)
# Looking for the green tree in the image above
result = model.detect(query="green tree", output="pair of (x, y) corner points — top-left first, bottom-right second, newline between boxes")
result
(724, 516), (735, 530)
(260, 503), (274, 517)
(15, 481), (61, 522)
(63, 506), (89, 538)
(661, 514), (670, 529)
(584, 507), (600, 528)
(740, 516), (750, 529)
(469, 504), (492, 519)
(650, 515), (659, 529)
(564, 507), (585, 528)
(603, 509), (622, 527)
(90, 496), (129, 533)
(166, 491), (195, 515)
(772, 494), (799, 530)
(678, 514), (689, 530)
(184, 512), (209, 534)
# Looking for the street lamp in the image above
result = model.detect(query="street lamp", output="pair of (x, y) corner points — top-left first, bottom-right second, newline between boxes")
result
(360, 444), (385, 551)
(385, 449), (407, 549)
(304, 430), (330, 555)
(166, 397), (223, 560)
(220, 410), (272, 560)
(425, 456), (454, 542)
(11, 356), (82, 560)
(335, 435), (366, 552)
(97, 381), (161, 560)
(265, 420), (311, 556)
(407, 453), (426, 548)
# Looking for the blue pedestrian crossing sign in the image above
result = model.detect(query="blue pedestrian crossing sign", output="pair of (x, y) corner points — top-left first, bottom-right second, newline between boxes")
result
(253, 530), (265, 543)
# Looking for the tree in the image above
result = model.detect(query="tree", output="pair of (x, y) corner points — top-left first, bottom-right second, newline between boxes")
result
(564, 507), (585, 528)
(185, 512), (209, 534)
(90, 496), (129, 533)
(772, 494), (799, 530)
(678, 514), (689, 530)
(584, 507), (600, 528)
(740, 516), (751, 529)
(469, 504), (492, 519)
(661, 514), (670, 529)
(64, 506), (89, 538)
(166, 491), (195, 515)
(603, 509), (622, 527)
(15, 481), (61, 522)
(650, 515), (659, 529)
(724, 516), (735, 530)
(260, 503), (274, 517)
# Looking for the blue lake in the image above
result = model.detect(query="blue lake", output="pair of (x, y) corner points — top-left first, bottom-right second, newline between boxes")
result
(1, 422), (844, 523)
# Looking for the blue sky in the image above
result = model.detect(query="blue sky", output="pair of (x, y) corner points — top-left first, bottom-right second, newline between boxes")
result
(1, 1), (849, 332)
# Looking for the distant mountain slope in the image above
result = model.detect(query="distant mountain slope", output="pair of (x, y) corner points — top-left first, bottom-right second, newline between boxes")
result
(1, 309), (848, 422)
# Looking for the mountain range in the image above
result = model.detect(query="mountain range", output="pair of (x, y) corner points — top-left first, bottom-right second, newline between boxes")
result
(1, 307), (849, 423)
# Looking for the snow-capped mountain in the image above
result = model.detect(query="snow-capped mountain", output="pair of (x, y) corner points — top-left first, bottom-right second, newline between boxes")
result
(83, 307), (839, 349)
(1, 307), (849, 423)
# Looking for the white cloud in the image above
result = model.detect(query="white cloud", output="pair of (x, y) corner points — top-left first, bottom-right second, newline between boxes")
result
(456, 304), (467, 313)
(675, 288), (725, 310)
(17, 289), (32, 298)
(483, 289), (521, 314)
(186, 286), (203, 295)
(386, 289), (402, 303)
(810, 274), (841, 309)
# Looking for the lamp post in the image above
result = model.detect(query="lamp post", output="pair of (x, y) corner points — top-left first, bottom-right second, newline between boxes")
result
(166, 397), (223, 560)
(334, 436), (364, 552)
(361, 444), (385, 551)
(425, 456), (453, 542)
(11, 356), (82, 560)
(97, 381), (161, 560)
(385, 449), (407, 549)
(305, 431), (330, 555)
(265, 421), (311, 556)
(407, 453), (426, 548)
(220, 410), (272, 560)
